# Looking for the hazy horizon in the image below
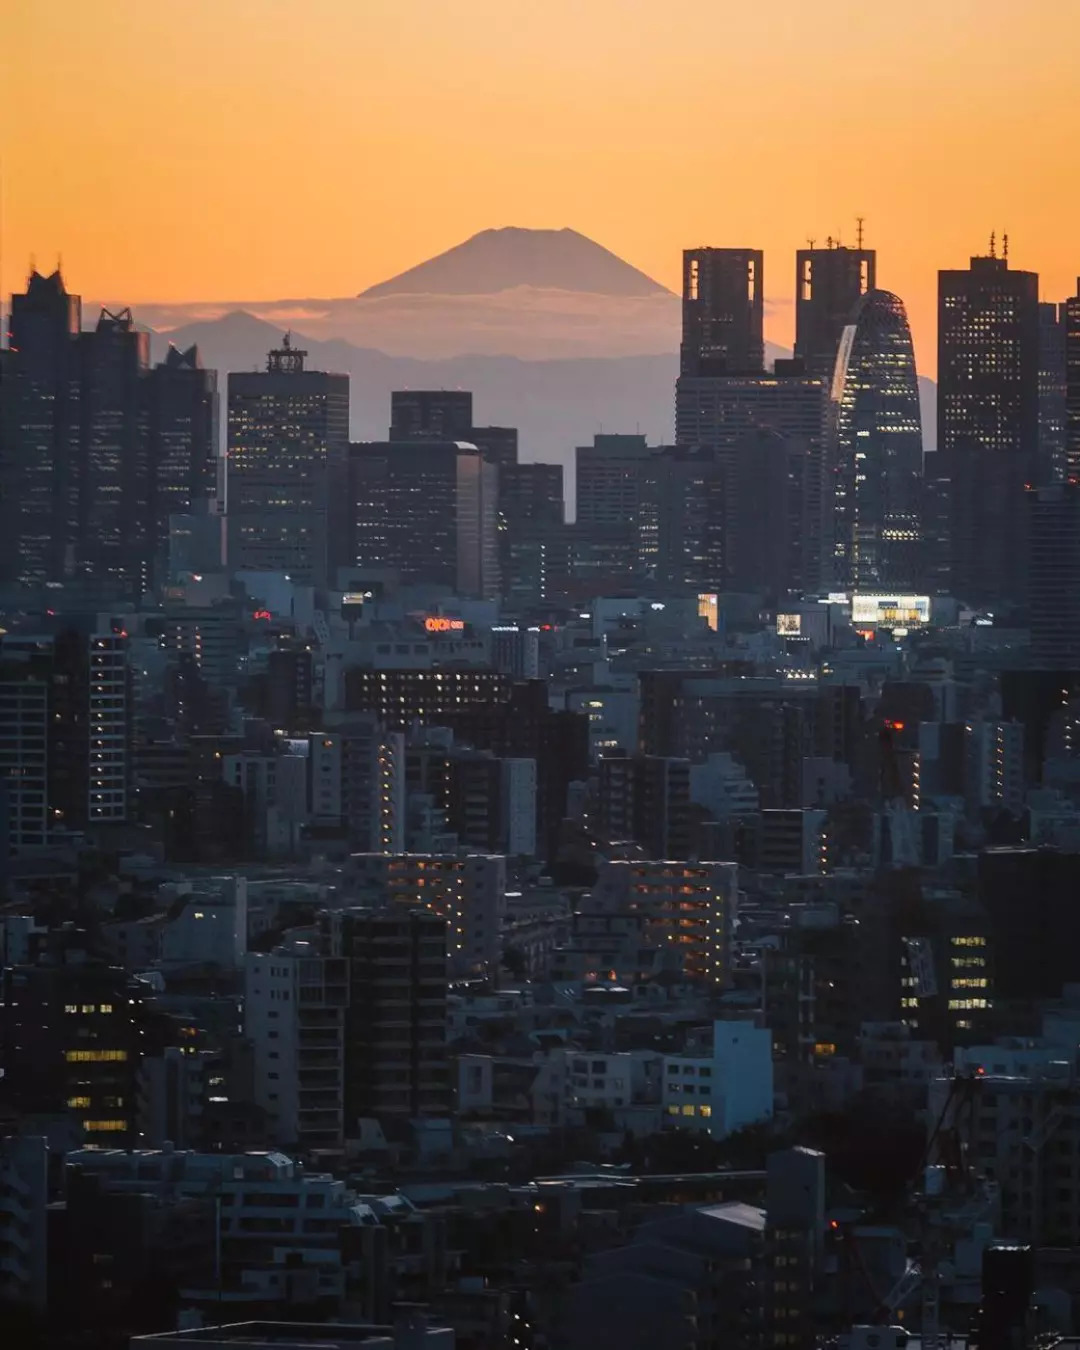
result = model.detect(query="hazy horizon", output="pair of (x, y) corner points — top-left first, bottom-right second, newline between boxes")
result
(6, 1), (1080, 381)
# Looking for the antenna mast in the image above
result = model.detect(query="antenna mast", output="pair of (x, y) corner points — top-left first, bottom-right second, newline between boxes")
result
(856, 216), (865, 250)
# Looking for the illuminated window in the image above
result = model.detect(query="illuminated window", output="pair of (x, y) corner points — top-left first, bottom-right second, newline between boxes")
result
(666, 1105), (680, 1116)
(814, 1042), (837, 1058)
(84, 1120), (126, 1132)
(67, 1096), (91, 1109)
(681, 1104), (696, 1117)
(65, 1050), (128, 1063)
(64, 1004), (79, 1014)
(698, 1105), (712, 1118)
(99, 1004), (114, 1014)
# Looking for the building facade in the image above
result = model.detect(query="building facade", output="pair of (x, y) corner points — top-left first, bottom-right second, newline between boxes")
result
(830, 289), (924, 591)
(226, 338), (349, 583)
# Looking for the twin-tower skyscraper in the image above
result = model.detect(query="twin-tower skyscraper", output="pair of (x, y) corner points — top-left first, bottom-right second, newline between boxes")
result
(675, 240), (924, 595)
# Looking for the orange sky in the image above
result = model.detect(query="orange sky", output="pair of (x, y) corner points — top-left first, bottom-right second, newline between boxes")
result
(3, 0), (1079, 373)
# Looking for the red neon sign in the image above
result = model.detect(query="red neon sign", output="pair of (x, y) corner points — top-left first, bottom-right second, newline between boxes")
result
(424, 616), (464, 632)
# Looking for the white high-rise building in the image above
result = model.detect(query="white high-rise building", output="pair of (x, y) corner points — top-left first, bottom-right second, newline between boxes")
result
(244, 942), (349, 1152)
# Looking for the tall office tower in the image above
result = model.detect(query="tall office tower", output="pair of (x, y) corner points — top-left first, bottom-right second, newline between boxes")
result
(75, 308), (151, 593)
(346, 439), (498, 597)
(675, 371), (834, 593)
(336, 907), (450, 1125)
(501, 460), (563, 528)
(1027, 483), (1080, 666)
(389, 388), (472, 440)
(574, 433), (727, 590)
(575, 433), (656, 532)
(937, 248), (1039, 607)
(1038, 302), (1067, 484)
(680, 247), (764, 376)
(227, 337), (349, 584)
(143, 345), (219, 589)
(1, 269), (82, 585)
(831, 289), (924, 590)
(0, 621), (131, 845)
(723, 428), (827, 597)
(795, 240), (877, 375)
(1065, 281), (1080, 482)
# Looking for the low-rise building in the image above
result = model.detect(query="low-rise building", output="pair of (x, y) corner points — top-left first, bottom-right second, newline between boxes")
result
(662, 1020), (774, 1139)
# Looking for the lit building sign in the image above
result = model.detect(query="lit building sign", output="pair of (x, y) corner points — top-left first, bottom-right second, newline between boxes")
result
(850, 594), (931, 627)
(776, 613), (802, 636)
(342, 592), (373, 605)
(424, 616), (465, 633)
(697, 593), (719, 632)
(252, 609), (272, 621)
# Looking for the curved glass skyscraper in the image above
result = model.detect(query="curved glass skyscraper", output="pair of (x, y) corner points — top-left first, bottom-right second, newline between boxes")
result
(831, 289), (924, 591)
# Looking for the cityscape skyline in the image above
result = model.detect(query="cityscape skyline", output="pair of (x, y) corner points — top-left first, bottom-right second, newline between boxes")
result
(6, 1), (1080, 377)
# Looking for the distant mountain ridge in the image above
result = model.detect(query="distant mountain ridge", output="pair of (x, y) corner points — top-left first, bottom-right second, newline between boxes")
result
(359, 226), (672, 299)
(150, 309), (936, 485)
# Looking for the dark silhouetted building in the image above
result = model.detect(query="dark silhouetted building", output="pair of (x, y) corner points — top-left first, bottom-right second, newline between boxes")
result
(1038, 300), (1067, 484)
(1065, 279), (1080, 482)
(1, 268), (82, 585)
(144, 345), (219, 589)
(831, 289), (924, 590)
(937, 249), (1039, 607)
(227, 337), (349, 583)
(795, 241), (877, 375)
(675, 373), (833, 595)
(0, 622), (131, 845)
(596, 752), (692, 858)
(75, 308), (151, 594)
(389, 388), (472, 441)
(680, 247), (764, 375)
(1, 955), (160, 1145)
(337, 908), (450, 1125)
(1027, 482), (1080, 666)
(346, 439), (498, 597)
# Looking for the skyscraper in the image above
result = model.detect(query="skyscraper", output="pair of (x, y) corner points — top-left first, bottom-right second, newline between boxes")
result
(226, 337), (349, 583)
(346, 439), (498, 597)
(574, 435), (726, 591)
(831, 289), (924, 590)
(144, 345), (219, 590)
(1037, 301), (1067, 484)
(937, 247), (1039, 606)
(2, 269), (82, 585)
(1064, 280), (1080, 483)
(2, 273), (218, 596)
(75, 308), (150, 593)
(389, 389), (473, 440)
(1027, 482), (1080, 666)
(675, 369), (834, 594)
(795, 241), (877, 375)
(680, 247), (764, 375)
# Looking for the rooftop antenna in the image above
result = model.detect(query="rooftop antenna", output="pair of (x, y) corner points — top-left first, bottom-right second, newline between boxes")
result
(856, 216), (865, 250)
(826, 235), (834, 250)
(1002, 232), (1009, 262)
(807, 237), (816, 250)
(989, 231), (996, 259)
